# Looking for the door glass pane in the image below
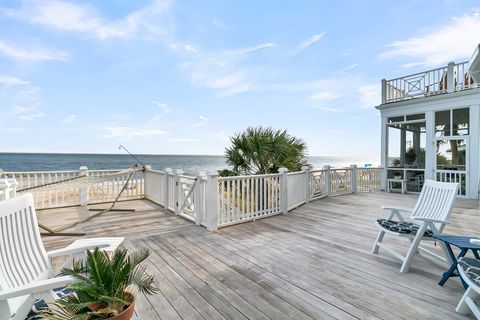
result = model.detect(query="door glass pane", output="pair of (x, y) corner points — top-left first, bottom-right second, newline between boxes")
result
(435, 110), (450, 137)
(452, 108), (469, 136)
(404, 122), (426, 169)
(387, 125), (401, 167)
(436, 139), (466, 170)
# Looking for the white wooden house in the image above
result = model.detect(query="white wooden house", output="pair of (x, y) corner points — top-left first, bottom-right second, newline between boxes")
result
(376, 44), (480, 199)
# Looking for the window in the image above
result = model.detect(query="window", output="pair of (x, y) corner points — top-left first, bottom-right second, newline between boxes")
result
(387, 122), (426, 169)
(453, 108), (469, 135)
(435, 108), (469, 137)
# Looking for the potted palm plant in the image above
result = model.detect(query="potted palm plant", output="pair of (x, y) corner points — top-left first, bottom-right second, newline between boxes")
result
(41, 247), (157, 319)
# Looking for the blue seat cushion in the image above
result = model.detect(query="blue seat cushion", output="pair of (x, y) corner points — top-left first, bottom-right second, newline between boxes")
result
(459, 257), (480, 285)
(377, 219), (434, 237)
(26, 286), (73, 319)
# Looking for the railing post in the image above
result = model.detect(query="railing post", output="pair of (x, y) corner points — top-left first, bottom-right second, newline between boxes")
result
(174, 169), (184, 215)
(7, 179), (17, 198)
(350, 164), (358, 193)
(324, 165), (332, 197)
(205, 171), (219, 231)
(78, 166), (89, 206)
(0, 179), (9, 201)
(194, 172), (205, 226)
(447, 62), (455, 93)
(301, 166), (310, 204)
(279, 167), (289, 214)
(381, 79), (387, 104)
(143, 165), (151, 199)
(164, 168), (172, 209)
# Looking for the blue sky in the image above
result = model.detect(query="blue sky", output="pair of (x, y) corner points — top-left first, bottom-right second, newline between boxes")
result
(0, 0), (479, 157)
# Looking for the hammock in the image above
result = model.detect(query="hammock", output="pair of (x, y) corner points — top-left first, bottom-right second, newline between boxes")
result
(17, 166), (141, 192)
(15, 165), (143, 236)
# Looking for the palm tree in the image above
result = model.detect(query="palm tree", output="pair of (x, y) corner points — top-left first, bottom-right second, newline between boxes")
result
(224, 126), (308, 175)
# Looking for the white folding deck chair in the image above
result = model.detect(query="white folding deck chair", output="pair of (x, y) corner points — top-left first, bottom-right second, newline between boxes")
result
(0, 194), (124, 320)
(456, 239), (480, 319)
(372, 180), (459, 273)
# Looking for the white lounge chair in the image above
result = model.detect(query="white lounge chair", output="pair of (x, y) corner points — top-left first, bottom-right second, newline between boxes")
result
(0, 194), (124, 320)
(456, 239), (480, 319)
(372, 180), (459, 273)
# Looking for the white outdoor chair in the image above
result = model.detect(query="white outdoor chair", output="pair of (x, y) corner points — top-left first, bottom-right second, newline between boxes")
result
(372, 180), (459, 273)
(0, 194), (124, 320)
(456, 239), (480, 319)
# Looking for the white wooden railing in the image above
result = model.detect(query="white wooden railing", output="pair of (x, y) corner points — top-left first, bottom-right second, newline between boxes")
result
(2, 167), (143, 209)
(217, 173), (281, 227)
(3, 165), (383, 230)
(287, 170), (308, 210)
(382, 61), (478, 104)
(0, 179), (17, 201)
(436, 170), (467, 196)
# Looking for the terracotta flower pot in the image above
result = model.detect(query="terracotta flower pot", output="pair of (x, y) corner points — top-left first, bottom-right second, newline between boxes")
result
(88, 293), (136, 320)
(110, 296), (135, 320)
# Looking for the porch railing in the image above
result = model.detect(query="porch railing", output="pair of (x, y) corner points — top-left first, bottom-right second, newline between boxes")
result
(2, 165), (383, 230)
(2, 168), (143, 209)
(382, 61), (479, 104)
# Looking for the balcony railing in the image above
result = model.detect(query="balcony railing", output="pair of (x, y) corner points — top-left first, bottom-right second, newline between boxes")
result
(382, 61), (479, 104)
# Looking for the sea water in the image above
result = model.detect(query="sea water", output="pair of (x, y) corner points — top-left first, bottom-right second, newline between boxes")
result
(0, 153), (379, 174)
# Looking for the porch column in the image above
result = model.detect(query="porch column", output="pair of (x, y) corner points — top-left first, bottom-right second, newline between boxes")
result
(425, 111), (436, 181)
(413, 128), (421, 167)
(400, 125), (406, 167)
(380, 115), (388, 190)
(469, 105), (480, 199)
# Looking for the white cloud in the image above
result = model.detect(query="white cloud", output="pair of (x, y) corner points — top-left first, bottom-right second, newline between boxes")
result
(225, 43), (275, 56)
(378, 11), (480, 67)
(0, 127), (24, 133)
(309, 105), (344, 113)
(3, 0), (173, 41)
(17, 112), (46, 120)
(216, 131), (230, 142)
(149, 101), (171, 122)
(193, 115), (209, 127)
(173, 39), (274, 96)
(62, 114), (77, 124)
(292, 32), (325, 54)
(103, 126), (168, 139)
(0, 75), (29, 86)
(0, 40), (68, 62)
(311, 91), (339, 101)
(168, 138), (200, 143)
(357, 84), (380, 108)
(339, 64), (358, 72)
(181, 60), (253, 96)
(12, 103), (46, 121)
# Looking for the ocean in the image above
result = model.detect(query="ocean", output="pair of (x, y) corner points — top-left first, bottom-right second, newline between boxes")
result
(0, 153), (379, 174)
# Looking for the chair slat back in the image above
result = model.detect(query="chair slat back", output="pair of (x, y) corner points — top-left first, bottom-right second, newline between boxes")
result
(0, 194), (51, 296)
(411, 180), (459, 231)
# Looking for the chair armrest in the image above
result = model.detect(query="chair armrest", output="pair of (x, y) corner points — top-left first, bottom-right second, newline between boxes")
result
(0, 276), (73, 300)
(381, 206), (412, 221)
(47, 243), (110, 258)
(471, 239), (480, 245)
(413, 217), (449, 224)
(381, 206), (412, 213)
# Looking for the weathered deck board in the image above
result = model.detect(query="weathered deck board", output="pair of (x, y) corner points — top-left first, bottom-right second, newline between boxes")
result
(40, 192), (479, 319)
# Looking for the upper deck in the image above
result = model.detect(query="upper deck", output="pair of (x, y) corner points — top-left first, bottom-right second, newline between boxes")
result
(381, 61), (479, 104)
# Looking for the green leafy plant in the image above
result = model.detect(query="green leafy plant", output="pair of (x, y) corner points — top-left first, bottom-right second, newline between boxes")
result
(41, 248), (157, 319)
(224, 126), (308, 175)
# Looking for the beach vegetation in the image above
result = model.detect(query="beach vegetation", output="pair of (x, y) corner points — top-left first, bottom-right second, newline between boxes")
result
(223, 126), (308, 176)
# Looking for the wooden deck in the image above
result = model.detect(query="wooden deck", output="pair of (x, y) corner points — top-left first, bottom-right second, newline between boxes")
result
(39, 192), (479, 319)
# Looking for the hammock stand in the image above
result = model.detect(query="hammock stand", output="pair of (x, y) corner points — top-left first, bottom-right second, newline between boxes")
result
(17, 165), (142, 237)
